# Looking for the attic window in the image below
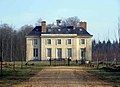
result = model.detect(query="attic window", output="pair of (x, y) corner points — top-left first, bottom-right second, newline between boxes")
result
(58, 29), (61, 31)
(36, 29), (39, 31)
(68, 29), (70, 31)
(79, 29), (82, 31)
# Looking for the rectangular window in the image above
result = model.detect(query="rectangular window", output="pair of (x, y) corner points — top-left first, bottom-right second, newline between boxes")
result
(47, 48), (51, 57)
(67, 48), (72, 57)
(33, 48), (38, 57)
(47, 39), (51, 44)
(57, 48), (62, 58)
(33, 39), (38, 45)
(80, 48), (86, 59)
(57, 39), (61, 44)
(67, 39), (71, 44)
(80, 39), (85, 44)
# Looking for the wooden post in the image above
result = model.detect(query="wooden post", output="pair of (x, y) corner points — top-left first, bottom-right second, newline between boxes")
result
(68, 57), (70, 66)
(0, 56), (2, 75)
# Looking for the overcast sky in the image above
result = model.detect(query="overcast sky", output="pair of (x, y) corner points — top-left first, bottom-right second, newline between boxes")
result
(0, 0), (119, 41)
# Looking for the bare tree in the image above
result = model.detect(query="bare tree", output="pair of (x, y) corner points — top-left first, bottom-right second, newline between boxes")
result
(0, 26), (3, 75)
(62, 16), (80, 27)
(35, 18), (42, 26)
(118, 17), (120, 42)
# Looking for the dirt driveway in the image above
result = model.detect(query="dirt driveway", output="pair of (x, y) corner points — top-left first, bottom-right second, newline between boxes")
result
(13, 66), (113, 87)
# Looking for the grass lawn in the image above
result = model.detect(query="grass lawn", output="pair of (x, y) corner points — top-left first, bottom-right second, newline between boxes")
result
(0, 61), (46, 87)
(1, 61), (119, 87)
(83, 66), (120, 86)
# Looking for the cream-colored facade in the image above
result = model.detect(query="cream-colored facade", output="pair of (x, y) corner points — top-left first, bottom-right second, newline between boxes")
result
(26, 21), (92, 61)
(26, 34), (92, 61)
(26, 36), (40, 61)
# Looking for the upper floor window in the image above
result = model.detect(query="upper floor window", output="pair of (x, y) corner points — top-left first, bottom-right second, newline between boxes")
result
(33, 39), (38, 45)
(57, 39), (61, 44)
(67, 39), (71, 44)
(47, 39), (51, 44)
(81, 39), (85, 44)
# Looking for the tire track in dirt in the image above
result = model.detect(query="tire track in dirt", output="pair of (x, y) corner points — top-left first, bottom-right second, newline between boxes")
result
(12, 66), (113, 87)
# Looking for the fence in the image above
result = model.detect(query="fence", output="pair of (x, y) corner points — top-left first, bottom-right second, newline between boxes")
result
(43, 58), (83, 66)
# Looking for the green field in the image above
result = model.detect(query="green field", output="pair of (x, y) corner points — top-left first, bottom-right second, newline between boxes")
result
(83, 66), (120, 86)
(0, 61), (46, 87)
(0, 61), (120, 87)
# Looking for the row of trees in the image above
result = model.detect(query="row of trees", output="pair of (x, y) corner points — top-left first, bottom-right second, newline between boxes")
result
(92, 40), (120, 62)
(0, 24), (33, 61)
(93, 18), (120, 62)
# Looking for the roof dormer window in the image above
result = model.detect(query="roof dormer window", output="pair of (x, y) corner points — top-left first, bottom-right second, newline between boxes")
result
(48, 29), (51, 32)
(58, 29), (61, 31)
(68, 29), (70, 31)
(36, 29), (39, 31)
(79, 29), (82, 31)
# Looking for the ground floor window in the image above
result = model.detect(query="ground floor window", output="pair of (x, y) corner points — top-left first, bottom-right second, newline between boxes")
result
(57, 48), (62, 58)
(47, 48), (52, 57)
(33, 48), (38, 58)
(67, 48), (72, 58)
(80, 48), (86, 60)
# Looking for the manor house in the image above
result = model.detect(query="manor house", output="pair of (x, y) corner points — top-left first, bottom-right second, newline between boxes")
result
(26, 20), (93, 61)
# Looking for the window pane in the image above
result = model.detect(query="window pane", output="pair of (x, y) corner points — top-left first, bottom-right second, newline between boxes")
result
(68, 39), (71, 44)
(47, 48), (51, 57)
(36, 48), (38, 57)
(68, 48), (72, 57)
(81, 48), (86, 58)
(57, 48), (62, 58)
(33, 39), (38, 45)
(33, 48), (38, 57)
(57, 39), (61, 44)
(81, 39), (85, 44)
(33, 48), (35, 57)
(47, 39), (51, 44)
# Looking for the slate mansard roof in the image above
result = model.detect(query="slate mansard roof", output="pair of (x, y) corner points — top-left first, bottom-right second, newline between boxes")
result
(27, 26), (93, 37)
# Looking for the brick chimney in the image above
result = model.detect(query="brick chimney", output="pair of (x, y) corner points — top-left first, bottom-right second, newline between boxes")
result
(80, 21), (87, 30)
(41, 21), (46, 32)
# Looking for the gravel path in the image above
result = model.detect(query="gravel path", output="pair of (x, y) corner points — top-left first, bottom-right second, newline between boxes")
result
(12, 66), (113, 87)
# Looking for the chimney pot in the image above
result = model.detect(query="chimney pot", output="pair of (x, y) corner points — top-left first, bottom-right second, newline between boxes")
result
(80, 21), (87, 30)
